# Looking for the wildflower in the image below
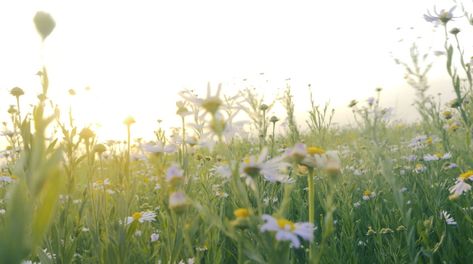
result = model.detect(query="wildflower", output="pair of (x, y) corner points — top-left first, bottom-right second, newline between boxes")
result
(93, 144), (107, 154)
(0, 176), (15, 183)
(166, 164), (184, 185)
(126, 211), (157, 225)
(270, 116), (279, 123)
(449, 174), (472, 198)
(79, 127), (95, 139)
(232, 208), (251, 229)
(259, 104), (269, 111)
(300, 146), (330, 169)
(0, 209), (5, 215)
(176, 101), (191, 117)
(93, 178), (111, 190)
(151, 233), (160, 242)
(443, 162), (458, 170)
(362, 190), (376, 201)
(179, 84), (223, 115)
(353, 201), (361, 208)
(367, 97), (375, 106)
(423, 154), (439, 161)
(241, 148), (291, 183)
(123, 116), (136, 126)
(459, 170), (473, 181)
(10, 87), (24, 97)
(260, 214), (314, 248)
(440, 210), (457, 225)
(449, 27), (460, 35)
(424, 6), (456, 25)
(414, 163), (426, 173)
(169, 191), (189, 213)
(284, 143), (307, 163)
(234, 208), (250, 219)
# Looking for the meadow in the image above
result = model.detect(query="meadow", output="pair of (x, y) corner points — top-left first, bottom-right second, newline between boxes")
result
(1, 5), (473, 264)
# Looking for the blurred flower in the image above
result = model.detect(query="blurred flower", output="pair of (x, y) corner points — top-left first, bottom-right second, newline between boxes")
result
(440, 210), (457, 225)
(362, 190), (376, 201)
(234, 208), (250, 219)
(10, 87), (24, 97)
(123, 116), (136, 126)
(166, 164), (184, 185)
(151, 233), (160, 242)
(449, 171), (473, 198)
(241, 148), (291, 183)
(179, 84), (223, 115)
(424, 6), (456, 25)
(260, 214), (314, 248)
(169, 191), (189, 213)
(126, 211), (157, 225)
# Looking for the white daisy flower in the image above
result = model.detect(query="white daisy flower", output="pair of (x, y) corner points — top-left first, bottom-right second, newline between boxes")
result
(423, 154), (439, 162)
(449, 171), (473, 198)
(362, 190), (376, 201)
(241, 148), (291, 183)
(424, 6), (456, 26)
(449, 180), (471, 197)
(260, 214), (314, 248)
(440, 210), (457, 225)
(126, 211), (157, 225)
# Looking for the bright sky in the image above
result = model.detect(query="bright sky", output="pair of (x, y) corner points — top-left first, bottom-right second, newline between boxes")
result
(0, 0), (468, 141)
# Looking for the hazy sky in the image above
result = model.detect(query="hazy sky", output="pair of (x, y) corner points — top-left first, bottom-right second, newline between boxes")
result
(0, 0), (468, 140)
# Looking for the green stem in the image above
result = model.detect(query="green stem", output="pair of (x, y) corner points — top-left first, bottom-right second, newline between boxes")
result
(308, 168), (315, 262)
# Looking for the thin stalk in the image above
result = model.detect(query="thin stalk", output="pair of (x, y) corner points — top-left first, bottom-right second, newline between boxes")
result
(308, 168), (315, 262)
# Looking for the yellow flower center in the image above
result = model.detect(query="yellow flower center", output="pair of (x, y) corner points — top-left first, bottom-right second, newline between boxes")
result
(435, 153), (443, 158)
(307, 147), (325, 155)
(363, 190), (372, 197)
(201, 97), (222, 114)
(132, 212), (142, 221)
(277, 218), (295, 231)
(459, 170), (473, 181)
(234, 208), (250, 218)
(426, 137), (433, 144)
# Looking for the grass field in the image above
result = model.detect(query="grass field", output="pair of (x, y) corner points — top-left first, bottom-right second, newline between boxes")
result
(1, 5), (473, 264)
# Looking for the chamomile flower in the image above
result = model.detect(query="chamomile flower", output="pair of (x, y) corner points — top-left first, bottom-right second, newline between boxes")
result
(240, 148), (291, 183)
(179, 84), (223, 115)
(260, 214), (314, 248)
(440, 210), (457, 225)
(362, 190), (376, 201)
(449, 170), (473, 198)
(424, 6), (456, 26)
(126, 211), (157, 225)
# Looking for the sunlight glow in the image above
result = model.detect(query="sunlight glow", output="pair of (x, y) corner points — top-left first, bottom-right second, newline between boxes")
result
(0, 0), (462, 140)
